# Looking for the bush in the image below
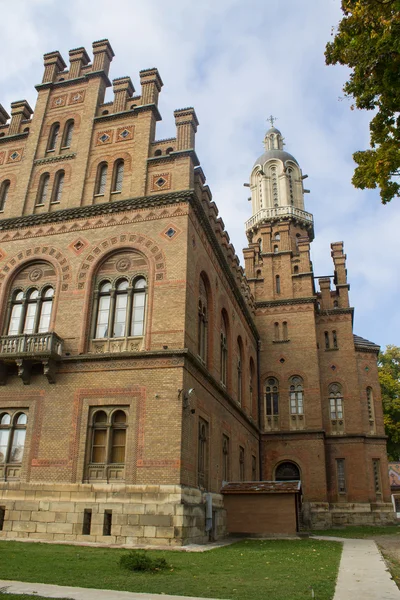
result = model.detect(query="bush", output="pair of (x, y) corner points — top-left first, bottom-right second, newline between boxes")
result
(119, 550), (169, 573)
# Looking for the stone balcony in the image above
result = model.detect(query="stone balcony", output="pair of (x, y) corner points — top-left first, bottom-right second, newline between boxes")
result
(245, 205), (314, 232)
(0, 332), (63, 384)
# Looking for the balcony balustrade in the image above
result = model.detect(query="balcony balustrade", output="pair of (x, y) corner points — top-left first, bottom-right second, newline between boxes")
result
(0, 332), (63, 384)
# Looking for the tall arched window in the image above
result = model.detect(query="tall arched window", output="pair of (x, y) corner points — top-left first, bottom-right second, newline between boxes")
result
(36, 173), (50, 206)
(88, 408), (127, 481)
(112, 160), (124, 193)
(367, 387), (375, 423)
(94, 277), (147, 339)
(7, 286), (54, 335)
(51, 170), (64, 204)
(249, 357), (256, 418)
(0, 180), (10, 211)
(0, 411), (27, 470)
(329, 383), (343, 420)
(222, 434), (229, 482)
(289, 376), (304, 415)
(47, 122), (60, 151)
(220, 312), (228, 387)
(198, 276), (208, 363)
(62, 120), (74, 148)
(96, 162), (108, 195)
(239, 446), (245, 481)
(198, 418), (209, 488)
(265, 377), (279, 417)
(275, 275), (281, 294)
(237, 337), (243, 405)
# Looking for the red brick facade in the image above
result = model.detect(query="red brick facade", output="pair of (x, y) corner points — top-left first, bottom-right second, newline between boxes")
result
(0, 40), (393, 545)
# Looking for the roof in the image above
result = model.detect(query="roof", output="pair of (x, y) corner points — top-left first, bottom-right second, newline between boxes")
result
(253, 149), (298, 168)
(221, 480), (301, 494)
(353, 334), (380, 353)
(389, 462), (400, 489)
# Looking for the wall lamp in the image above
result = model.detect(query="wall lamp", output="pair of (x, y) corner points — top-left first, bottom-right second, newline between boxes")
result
(178, 388), (196, 413)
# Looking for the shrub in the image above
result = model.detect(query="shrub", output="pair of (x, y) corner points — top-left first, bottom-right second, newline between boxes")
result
(119, 550), (169, 573)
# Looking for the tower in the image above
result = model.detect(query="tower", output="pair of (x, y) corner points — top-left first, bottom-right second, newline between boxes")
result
(243, 125), (393, 528)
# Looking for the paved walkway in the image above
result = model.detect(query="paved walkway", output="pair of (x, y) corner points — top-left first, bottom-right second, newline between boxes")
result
(315, 536), (400, 599)
(0, 580), (221, 600)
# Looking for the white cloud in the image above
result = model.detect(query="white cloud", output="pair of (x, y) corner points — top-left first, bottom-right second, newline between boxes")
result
(1, 0), (399, 348)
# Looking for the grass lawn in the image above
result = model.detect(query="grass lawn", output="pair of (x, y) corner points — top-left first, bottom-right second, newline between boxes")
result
(0, 597), (72, 600)
(0, 539), (342, 600)
(311, 525), (400, 538)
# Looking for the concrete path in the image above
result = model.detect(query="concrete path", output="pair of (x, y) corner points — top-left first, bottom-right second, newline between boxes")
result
(0, 580), (221, 600)
(314, 536), (400, 599)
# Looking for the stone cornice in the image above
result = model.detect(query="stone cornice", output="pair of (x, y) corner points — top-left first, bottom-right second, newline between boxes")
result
(256, 297), (315, 309)
(188, 193), (258, 340)
(0, 131), (29, 145)
(0, 190), (192, 232)
(317, 308), (354, 317)
(354, 345), (380, 354)
(94, 104), (161, 123)
(34, 153), (76, 165)
(35, 71), (111, 92)
(147, 149), (200, 167)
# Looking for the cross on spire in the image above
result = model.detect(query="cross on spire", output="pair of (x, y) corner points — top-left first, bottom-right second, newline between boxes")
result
(267, 115), (277, 127)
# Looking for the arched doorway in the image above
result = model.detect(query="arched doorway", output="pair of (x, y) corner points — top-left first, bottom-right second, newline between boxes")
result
(275, 461), (300, 481)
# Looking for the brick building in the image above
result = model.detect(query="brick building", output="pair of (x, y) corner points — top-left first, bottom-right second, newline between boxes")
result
(0, 40), (394, 545)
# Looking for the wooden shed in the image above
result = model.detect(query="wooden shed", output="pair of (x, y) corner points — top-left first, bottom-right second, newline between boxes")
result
(221, 481), (302, 535)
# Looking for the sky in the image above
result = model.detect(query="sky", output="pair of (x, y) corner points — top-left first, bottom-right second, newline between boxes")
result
(0, 0), (399, 350)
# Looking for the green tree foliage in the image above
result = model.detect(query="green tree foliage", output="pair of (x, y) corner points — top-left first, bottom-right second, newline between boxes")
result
(378, 345), (400, 460)
(325, 0), (400, 203)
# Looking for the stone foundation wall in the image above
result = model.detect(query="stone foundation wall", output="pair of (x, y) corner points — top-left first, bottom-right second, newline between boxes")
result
(302, 501), (397, 530)
(0, 483), (226, 546)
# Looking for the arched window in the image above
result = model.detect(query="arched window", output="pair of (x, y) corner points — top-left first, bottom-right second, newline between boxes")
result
(198, 418), (208, 488)
(62, 120), (74, 148)
(47, 122), (60, 151)
(274, 232), (280, 241)
(249, 358), (256, 417)
(166, 147), (173, 155)
(112, 160), (124, 193)
(282, 321), (288, 340)
(94, 277), (147, 339)
(270, 165), (279, 207)
(7, 286), (55, 336)
(289, 376), (304, 415)
(88, 409), (127, 481)
(332, 330), (338, 348)
(220, 312), (228, 387)
(36, 173), (50, 206)
(0, 411), (28, 470)
(237, 338), (243, 405)
(198, 276), (208, 363)
(274, 322), (280, 341)
(96, 162), (108, 195)
(51, 170), (64, 204)
(294, 265), (299, 274)
(329, 383), (343, 420)
(265, 377), (279, 417)
(222, 434), (229, 482)
(0, 180), (10, 211)
(275, 461), (300, 481)
(239, 446), (245, 481)
(274, 245), (279, 253)
(154, 149), (162, 157)
(367, 387), (375, 423)
(324, 331), (330, 349)
(275, 275), (281, 294)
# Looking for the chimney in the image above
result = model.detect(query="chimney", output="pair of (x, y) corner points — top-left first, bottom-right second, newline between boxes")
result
(139, 68), (163, 106)
(174, 107), (199, 151)
(112, 77), (134, 113)
(9, 100), (33, 135)
(92, 39), (114, 76)
(42, 51), (67, 83)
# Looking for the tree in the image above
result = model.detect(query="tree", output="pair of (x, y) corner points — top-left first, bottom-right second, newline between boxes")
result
(378, 345), (400, 460)
(325, 0), (400, 203)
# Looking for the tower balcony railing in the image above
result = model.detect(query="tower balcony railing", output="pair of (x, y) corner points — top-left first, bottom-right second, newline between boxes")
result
(245, 206), (314, 231)
(0, 332), (63, 358)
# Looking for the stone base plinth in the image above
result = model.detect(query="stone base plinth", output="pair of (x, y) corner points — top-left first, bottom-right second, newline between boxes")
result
(302, 501), (397, 530)
(0, 483), (226, 546)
